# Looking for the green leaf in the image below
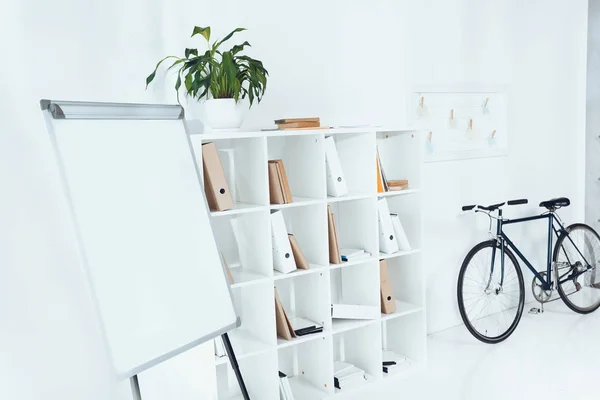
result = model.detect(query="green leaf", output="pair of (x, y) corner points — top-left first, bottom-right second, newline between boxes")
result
(185, 73), (193, 91)
(191, 26), (211, 41)
(231, 41), (251, 55)
(166, 58), (185, 71)
(145, 55), (179, 88)
(185, 48), (198, 59)
(215, 28), (246, 49)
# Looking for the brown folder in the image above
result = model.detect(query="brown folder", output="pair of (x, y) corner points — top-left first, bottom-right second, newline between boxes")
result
(202, 142), (234, 211)
(268, 162), (285, 204)
(380, 259), (396, 314)
(328, 206), (342, 264)
(269, 160), (293, 203)
(274, 287), (296, 340)
(221, 253), (234, 285)
(288, 234), (310, 270)
(274, 117), (320, 124)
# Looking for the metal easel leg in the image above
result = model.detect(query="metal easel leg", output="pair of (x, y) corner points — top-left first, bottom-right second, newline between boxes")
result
(130, 375), (142, 400)
(222, 333), (251, 400)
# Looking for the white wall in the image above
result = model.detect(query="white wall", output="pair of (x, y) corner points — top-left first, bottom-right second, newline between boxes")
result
(587, 0), (600, 230)
(0, 0), (587, 399)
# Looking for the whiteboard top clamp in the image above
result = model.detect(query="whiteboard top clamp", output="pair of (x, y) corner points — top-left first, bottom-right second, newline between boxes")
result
(40, 99), (184, 120)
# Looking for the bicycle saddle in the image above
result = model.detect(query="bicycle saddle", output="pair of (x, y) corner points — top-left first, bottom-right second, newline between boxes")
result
(539, 197), (570, 210)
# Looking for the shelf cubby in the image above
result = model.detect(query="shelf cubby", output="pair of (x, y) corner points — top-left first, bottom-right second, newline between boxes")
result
(328, 198), (379, 262)
(267, 134), (326, 201)
(216, 350), (278, 400)
(327, 132), (376, 197)
(333, 323), (382, 392)
(384, 252), (425, 312)
(212, 211), (273, 286)
(376, 130), (422, 191)
(278, 337), (334, 399)
(383, 192), (423, 250)
(381, 311), (426, 379)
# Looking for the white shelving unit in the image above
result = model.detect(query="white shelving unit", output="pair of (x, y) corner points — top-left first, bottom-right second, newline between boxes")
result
(191, 127), (426, 399)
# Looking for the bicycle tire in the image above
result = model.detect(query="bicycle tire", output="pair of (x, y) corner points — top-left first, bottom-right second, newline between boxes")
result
(457, 240), (525, 344)
(553, 223), (600, 314)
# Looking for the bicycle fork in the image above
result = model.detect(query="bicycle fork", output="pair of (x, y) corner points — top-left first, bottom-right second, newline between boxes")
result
(486, 209), (505, 294)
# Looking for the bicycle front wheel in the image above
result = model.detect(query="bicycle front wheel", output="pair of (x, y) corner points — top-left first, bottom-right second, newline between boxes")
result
(457, 240), (525, 344)
(553, 223), (600, 314)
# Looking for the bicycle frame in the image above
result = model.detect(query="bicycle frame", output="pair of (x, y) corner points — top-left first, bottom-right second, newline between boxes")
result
(491, 209), (592, 291)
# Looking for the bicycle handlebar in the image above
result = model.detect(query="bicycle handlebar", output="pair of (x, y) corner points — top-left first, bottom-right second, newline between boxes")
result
(461, 199), (528, 212)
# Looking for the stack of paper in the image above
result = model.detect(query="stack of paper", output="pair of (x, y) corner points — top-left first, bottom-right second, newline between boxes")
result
(388, 179), (409, 191)
(268, 159), (293, 204)
(278, 371), (296, 400)
(275, 288), (323, 340)
(340, 248), (371, 263)
(214, 336), (227, 358)
(333, 361), (367, 390)
(382, 350), (409, 374)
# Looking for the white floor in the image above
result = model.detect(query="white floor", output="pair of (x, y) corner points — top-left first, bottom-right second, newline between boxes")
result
(345, 301), (600, 400)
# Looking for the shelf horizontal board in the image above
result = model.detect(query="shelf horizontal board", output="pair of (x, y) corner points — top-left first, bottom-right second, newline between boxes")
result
(269, 196), (324, 210)
(328, 257), (378, 271)
(199, 127), (382, 140)
(382, 358), (423, 379)
(210, 201), (266, 217)
(331, 318), (379, 335)
(277, 330), (327, 349)
(377, 188), (421, 198)
(228, 330), (272, 359)
(215, 355), (228, 366)
(287, 375), (329, 400)
(327, 192), (373, 203)
(380, 301), (422, 322)
(229, 268), (271, 289)
(273, 264), (327, 281)
(333, 372), (374, 395)
(378, 248), (421, 260)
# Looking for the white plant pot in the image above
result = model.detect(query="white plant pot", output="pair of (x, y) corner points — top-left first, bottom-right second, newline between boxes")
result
(204, 99), (244, 130)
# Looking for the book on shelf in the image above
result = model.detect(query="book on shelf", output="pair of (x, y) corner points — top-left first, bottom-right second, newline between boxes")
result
(325, 136), (349, 197)
(268, 159), (293, 204)
(289, 316), (323, 336)
(327, 206), (342, 264)
(331, 303), (380, 320)
(390, 214), (412, 251)
(271, 211), (297, 274)
(288, 234), (310, 270)
(278, 371), (296, 400)
(333, 363), (367, 390)
(340, 248), (371, 262)
(202, 142), (234, 211)
(388, 179), (409, 191)
(382, 349), (408, 373)
(379, 259), (396, 314)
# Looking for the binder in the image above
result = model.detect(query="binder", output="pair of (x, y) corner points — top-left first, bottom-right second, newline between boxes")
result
(218, 148), (236, 203)
(268, 160), (293, 203)
(201, 142), (234, 211)
(271, 211), (297, 274)
(377, 198), (399, 254)
(331, 303), (379, 320)
(268, 162), (285, 204)
(328, 206), (342, 264)
(288, 234), (310, 270)
(376, 154), (385, 193)
(274, 288), (297, 340)
(379, 259), (396, 314)
(325, 137), (348, 197)
(390, 214), (412, 251)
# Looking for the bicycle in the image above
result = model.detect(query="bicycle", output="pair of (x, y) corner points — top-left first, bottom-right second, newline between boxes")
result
(457, 197), (600, 343)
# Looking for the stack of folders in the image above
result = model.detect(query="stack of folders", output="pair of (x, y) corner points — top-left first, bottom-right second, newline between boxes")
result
(214, 336), (227, 358)
(275, 117), (321, 130)
(271, 211), (297, 274)
(268, 159), (293, 204)
(202, 142), (235, 211)
(340, 248), (371, 262)
(331, 304), (380, 320)
(376, 146), (409, 193)
(278, 371), (296, 400)
(325, 137), (348, 197)
(333, 361), (368, 390)
(327, 206), (342, 264)
(274, 288), (323, 340)
(380, 259), (396, 314)
(382, 350), (408, 374)
(377, 198), (412, 254)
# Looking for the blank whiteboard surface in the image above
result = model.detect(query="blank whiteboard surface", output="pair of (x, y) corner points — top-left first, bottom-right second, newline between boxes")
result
(49, 118), (237, 379)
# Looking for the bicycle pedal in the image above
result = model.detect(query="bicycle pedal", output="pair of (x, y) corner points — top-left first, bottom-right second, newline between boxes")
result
(529, 307), (543, 314)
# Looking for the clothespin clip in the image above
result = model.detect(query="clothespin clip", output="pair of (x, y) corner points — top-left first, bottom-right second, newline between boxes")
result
(482, 97), (490, 115)
(491, 129), (496, 138)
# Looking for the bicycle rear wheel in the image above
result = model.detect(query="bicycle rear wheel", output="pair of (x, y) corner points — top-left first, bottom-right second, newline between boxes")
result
(553, 223), (600, 314)
(457, 240), (525, 344)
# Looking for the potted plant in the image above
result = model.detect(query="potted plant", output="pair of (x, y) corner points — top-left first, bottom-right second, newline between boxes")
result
(146, 26), (268, 130)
